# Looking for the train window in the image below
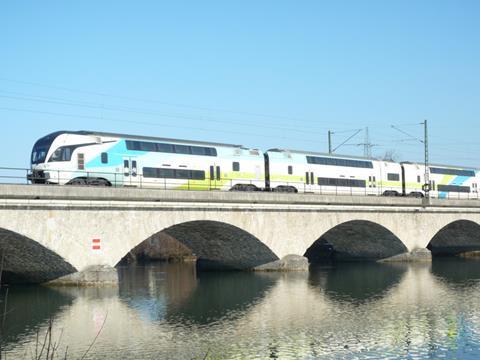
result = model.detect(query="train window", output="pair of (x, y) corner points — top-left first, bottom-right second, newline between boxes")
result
(191, 170), (205, 180)
(204, 148), (217, 156)
(306, 172), (309, 185)
(288, 166), (293, 175)
(142, 167), (157, 178)
(158, 168), (175, 178)
(157, 143), (174, 153)
(387, 173), (400, 181)
(140, 142), (156, 151)
(78, 153), (85, 170)
(417, 175), (421, 183)
(191, 146), (206, 155)
(317, 177), (366, 188)
(125, 140), (141, 151)
(437, 184), (470, 193)
(216, 166), (221, 180)
(233, 162), (240, 171)
(306, 156), (373, 169)
(175, 169), (189, 178)
(174, 145), (191, 154)
(126, 140), (217, 156)
(430, 167), (475, 177)
(101, 152), (108, 164)
(143, 167), (206, 180)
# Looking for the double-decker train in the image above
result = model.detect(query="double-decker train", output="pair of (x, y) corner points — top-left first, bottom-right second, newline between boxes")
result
(28, 130), (480, 199)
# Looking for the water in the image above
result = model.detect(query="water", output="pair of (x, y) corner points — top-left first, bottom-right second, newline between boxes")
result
(3, 260), (480, 359)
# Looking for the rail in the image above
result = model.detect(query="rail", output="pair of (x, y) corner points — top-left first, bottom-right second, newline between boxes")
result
(0, 166), (479, 200)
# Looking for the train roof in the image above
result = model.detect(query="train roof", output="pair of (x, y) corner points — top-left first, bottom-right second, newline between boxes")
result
(53, 130), (246, 149)
(401, 161), (480, 171)
(266, 148), (397, 163)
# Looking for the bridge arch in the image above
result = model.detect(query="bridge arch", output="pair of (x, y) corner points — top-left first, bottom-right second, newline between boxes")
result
(0, 227), (76, 284)
(304, 220), (408, 263)
(427, 220), (480, 256)
(118, 220), (279, 270)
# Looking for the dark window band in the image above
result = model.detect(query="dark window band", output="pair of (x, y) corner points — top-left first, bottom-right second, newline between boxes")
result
(143, 167), (205, 180)
(126, 140), (217, 157)
(437, 184), (470, 193)
(430, 167), (475, 177)
(317, 177), (366, 188)
(307, 156), (373, 169)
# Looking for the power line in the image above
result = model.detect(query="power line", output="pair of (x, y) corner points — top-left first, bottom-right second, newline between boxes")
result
(0, 92), (335, 137)
(0, 76), (335, 125)
(0, 106), (329, 145)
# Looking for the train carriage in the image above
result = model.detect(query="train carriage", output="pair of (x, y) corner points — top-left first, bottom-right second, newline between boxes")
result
(402, 162), (479, 199)
(29, 131), (265, 191)
(266, 149), (403, 196)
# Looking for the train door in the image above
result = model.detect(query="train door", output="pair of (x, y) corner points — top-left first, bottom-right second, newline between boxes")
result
(209, 164), (221, 190)
(123, 156), (139, 187)
(368, 175), (377, 194)
(305, 170), (315, 192)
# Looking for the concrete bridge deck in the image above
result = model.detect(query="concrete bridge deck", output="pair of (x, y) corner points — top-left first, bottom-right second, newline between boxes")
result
(1, 184), (480, 283)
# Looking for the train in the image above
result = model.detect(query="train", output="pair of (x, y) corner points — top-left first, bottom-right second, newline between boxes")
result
(28, 130), (480, 199)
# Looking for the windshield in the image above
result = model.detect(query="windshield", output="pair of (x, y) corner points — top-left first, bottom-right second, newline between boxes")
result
(31, 132), (63, 165)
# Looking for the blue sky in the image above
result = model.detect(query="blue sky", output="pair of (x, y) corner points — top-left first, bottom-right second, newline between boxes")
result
(1, 0), (479, 169)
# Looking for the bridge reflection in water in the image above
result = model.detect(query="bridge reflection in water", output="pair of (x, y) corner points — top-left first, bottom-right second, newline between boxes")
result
(3, 260), (480, 359)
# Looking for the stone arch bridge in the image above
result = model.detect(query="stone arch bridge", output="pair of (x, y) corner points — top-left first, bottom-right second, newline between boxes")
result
(1, 185), (480, 283)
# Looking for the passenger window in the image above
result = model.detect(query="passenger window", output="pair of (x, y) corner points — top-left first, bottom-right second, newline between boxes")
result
(174, 145), (191, 154)
(306, 172), (309, 185)
(233, 162), (240, 171)
(417, 175), (421, 183)
(101, 152), (108, 164)
(288, 166), (293, 175)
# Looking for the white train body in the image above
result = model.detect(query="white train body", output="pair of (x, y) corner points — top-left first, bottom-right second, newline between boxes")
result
(266, 149), (403, 196)
(402, 162), (479, 199)
(29, 131), (480, 199)
(29, 131), (265, 190)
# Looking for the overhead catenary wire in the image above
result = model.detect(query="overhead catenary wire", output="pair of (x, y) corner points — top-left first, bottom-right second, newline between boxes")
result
(0, 93), (337, 137)
(0, 106), (330, 145)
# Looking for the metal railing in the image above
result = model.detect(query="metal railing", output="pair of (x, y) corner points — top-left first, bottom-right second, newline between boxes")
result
(0, 166), (479, 200)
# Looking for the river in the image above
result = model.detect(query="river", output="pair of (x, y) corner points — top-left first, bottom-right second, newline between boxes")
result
(2, 259), (480, 359)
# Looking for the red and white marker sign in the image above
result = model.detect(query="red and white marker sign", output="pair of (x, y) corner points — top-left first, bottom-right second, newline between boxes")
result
(92, 238), (101, 251)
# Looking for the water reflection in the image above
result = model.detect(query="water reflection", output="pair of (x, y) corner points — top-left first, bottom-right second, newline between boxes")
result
(118, 262), (278, 325)
(308, 262), (407, 303)
(166, 271), (278, 325)
(432, 258), (480, 287)
(3, 260), (480, 359)
(0, 286), (74, 349)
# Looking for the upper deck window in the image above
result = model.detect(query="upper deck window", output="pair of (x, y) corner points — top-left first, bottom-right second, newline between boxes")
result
(306, 156), (373, 169)
(126, 140), (217, 156)
(430, 167), (475, 177)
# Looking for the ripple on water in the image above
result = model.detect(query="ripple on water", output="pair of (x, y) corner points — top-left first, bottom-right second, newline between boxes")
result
(3, 261), (480, 359)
